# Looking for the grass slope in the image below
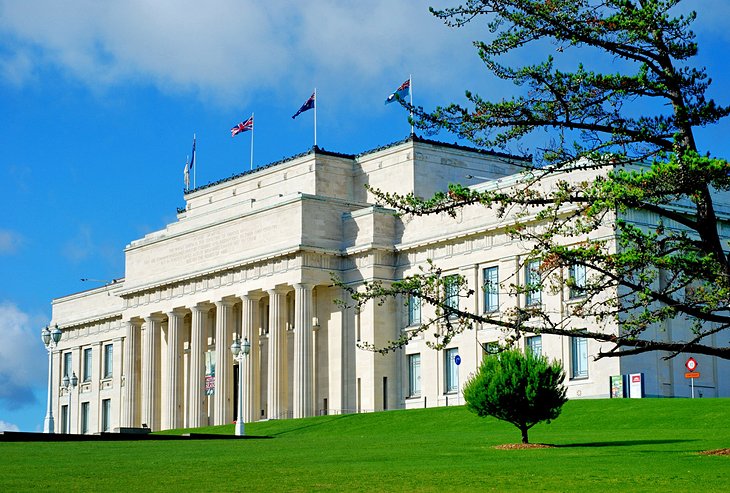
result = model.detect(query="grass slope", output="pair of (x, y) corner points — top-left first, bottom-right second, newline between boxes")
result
(1, 399), (728, 492)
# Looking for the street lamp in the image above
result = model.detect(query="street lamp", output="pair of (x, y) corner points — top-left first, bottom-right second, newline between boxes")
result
(230, 337), (251, 436)
(62, 371), (78, 434)
(41, 325), (62, 433)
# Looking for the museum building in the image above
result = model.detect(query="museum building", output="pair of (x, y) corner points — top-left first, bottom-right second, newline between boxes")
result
(46, 136), (730, 434)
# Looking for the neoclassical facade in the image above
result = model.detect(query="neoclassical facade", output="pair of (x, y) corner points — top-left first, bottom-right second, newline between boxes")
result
(47, 136), (729, 434)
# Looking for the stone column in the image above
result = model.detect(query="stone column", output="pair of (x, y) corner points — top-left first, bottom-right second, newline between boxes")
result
(293, 283), (314, 418)
(267, 287), (287, 419)
(188, 304), (208, 428)
(141, 315), (162, 431)
(240, 293), (262, 423)
(164, 310), (185, 430)
(121, 320), (140, 427)
(214, 300), (234, 425)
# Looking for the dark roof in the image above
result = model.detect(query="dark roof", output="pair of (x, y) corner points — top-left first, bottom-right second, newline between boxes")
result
(184, 135), (531, 195)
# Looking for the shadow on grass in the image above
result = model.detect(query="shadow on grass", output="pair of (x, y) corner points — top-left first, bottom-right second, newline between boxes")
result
(554, 439), (696, 448)
(269, 414), (359, 436)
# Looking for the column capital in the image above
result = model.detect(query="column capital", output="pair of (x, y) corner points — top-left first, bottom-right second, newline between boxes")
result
(293, 282), (315, 291)
(144, 314), (165, 324)
(267, 286), (290, 297)
(240, 291), (265, 302)
(214, 299), (236, 309)
(166, 308), (188, 319)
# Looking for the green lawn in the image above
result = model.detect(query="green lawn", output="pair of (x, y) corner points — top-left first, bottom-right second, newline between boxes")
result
(1, 399), (728, 492)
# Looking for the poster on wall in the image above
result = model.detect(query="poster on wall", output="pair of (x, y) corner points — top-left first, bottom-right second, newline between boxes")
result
(205, 350), (216, 396)
(610, 375), (625, 398)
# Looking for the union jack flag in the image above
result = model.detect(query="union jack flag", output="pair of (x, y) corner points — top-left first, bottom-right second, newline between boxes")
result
(231, 116), (254, 137)
(385, 78), (411, 105)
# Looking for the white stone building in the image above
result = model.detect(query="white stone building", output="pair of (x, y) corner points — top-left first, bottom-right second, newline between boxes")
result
(46, 136), (729, 434)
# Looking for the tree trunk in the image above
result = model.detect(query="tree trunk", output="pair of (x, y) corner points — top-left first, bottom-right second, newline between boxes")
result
(521, 424), (529, 444)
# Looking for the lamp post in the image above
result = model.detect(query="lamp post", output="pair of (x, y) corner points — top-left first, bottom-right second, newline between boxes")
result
(62, 371), (78, 434)
(41, 325), (62, 433)
(230, 337), (251, 436)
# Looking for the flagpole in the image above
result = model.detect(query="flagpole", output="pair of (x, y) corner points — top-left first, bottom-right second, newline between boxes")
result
(409, 75), (414, 136)
(313, 88), (317, 148)
(250, 113), (255, 170)
(193, 133), (197, 189)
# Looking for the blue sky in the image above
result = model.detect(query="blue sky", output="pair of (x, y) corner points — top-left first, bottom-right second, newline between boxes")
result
(1, 0), (729, 432)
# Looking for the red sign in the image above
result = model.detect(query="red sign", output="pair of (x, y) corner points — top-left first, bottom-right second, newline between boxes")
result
(631, 374), (641, 383)
(685, 372), (700, 379)
(685, 357), (698, 372)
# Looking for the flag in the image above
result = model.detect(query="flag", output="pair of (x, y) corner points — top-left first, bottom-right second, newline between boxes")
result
(184, 159), (190, 189)
(292, 92), (315, 119)
(385, 78), (411, 105)
(231, 116), (254, 137)
(189, 135), (196, 171)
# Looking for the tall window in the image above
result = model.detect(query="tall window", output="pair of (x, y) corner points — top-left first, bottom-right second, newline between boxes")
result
(526, 335), (542, 357)
(571, 334), (589, 379)
(81, 402), (90, 434)
(525, 259), (542, 306)
(569, 264), (587, 299)
(103, 344), (113, 379)
(61, 405), (68, 434)
(444, 275), (459, 311)
(63, 352), (72, 378)
(445, 348), (459, 393)
(408, 354), (421, 397)
(101, 399), (111, 432)
(483, 266), (499, 312)
(83, 348), (92, 382)
(408, 294), (421, 326)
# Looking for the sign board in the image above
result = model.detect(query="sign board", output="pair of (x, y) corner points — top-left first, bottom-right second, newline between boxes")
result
(685, 372), (700, 379)
(629, 373), (644, 398)
(685, 357), (698, 372)
(610, 375), (625, 398)
(454, 355), (461, 366)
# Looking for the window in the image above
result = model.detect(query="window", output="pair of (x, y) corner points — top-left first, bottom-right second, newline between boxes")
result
(63, 352), (72, 378)
(101, 399), (111, 432)
(483, 266), (499, 312)
(571, 334), (589, 379)
(445, 348), (459, 393)
(569, 264), (587, 299)
(61, 405), (68, 434)
(444, 275), (459, 311)
(525, 260), (542, 306)
(83, 348), (92, 382)
(408, 294), (421, 325)
(103, 344), (113, 379)
(526, 335), (542, 357)
(408, 354), (421, 397)
(81, 402), (90, 434)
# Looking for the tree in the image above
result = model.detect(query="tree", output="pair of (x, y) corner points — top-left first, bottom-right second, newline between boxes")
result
(462, 348), (568, 444)
(345, 0), (730, 360)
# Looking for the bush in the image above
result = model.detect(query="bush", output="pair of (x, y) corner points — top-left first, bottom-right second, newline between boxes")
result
(463, 348), (568, 444)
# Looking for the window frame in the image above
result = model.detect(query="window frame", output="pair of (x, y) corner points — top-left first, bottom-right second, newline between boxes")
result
(103, 343), (113, 379)
(570, 334), (589, 379)
(81, 402), (90, 434)
(483, 266), (499, 312)
(63, 352), (72, 379)
(83, 347), (92, 383)
(525, 259), (542, 306)
(444, 347), (459, 394)
(407, 353), (421, 397)
(407, 294), (421, 326)
(526, 335), (542, 357)
(444, 275), (460, 312)
(101, 398), (111, 432)
(568, 263), (587, 299)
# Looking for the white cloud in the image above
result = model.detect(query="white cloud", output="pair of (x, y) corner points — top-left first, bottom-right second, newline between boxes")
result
(0, 420), (20, 432)
(0, 229), (23, 255)
(0, 0), (481, 105)
(0, 302), (47, 410)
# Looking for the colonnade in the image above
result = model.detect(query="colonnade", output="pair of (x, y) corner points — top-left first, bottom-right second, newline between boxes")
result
(120, 283), (315, 431)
